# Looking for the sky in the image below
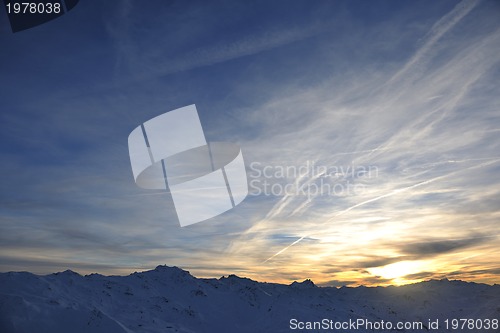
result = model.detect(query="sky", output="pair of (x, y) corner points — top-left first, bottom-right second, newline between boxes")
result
(0, 0), (499, 287)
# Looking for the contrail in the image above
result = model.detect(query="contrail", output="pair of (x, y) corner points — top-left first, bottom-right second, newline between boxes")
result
(263, 236), (307, 263)
(263, 158), (500, 263)
(264, 168), (325, 220)
(330, 148), (389, 158)
(387, 0), (480, 85)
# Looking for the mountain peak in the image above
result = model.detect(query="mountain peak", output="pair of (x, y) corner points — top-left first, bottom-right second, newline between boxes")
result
(53, 269), (80, 276)
(153, 265), (189, 274)
(290, 278), (316, 288)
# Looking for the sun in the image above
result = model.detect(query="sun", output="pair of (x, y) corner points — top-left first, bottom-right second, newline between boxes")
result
(368, 260), (427, 282)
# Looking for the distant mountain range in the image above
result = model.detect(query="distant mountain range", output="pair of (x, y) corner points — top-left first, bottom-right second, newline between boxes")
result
(0, 265), (498, 332)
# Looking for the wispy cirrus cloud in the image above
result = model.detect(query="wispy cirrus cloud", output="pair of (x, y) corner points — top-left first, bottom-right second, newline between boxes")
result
(105, 1), (332, 81)
(219, 0), (500, 285)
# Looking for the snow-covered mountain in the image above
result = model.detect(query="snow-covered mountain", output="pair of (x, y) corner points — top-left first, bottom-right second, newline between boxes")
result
(0, 265), (498, 333)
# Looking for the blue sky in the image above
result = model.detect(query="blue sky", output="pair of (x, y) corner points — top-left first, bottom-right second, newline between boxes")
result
(0, 0), (499, 286)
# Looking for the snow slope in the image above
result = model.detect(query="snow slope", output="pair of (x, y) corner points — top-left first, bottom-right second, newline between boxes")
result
(0, 265), (498, 332)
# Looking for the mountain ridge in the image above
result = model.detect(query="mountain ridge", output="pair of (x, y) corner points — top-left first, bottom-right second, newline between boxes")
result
(4, 264), (497, 288)
(1, 265), (499, 332)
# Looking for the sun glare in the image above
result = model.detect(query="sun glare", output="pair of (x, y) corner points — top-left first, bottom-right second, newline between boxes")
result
(368, 260), (427, 281)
